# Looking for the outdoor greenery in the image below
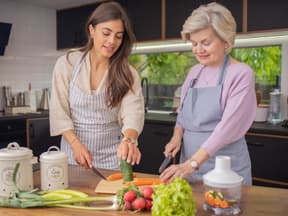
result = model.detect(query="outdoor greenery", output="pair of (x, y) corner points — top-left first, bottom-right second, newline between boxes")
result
(128, 45), (282, 110)
(230, 45), (281, 86)
(129, 45), (281, 86)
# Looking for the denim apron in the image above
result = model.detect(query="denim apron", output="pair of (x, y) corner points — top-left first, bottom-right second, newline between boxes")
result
(177, 55), (252, 185)
(61, 57), (121, 170)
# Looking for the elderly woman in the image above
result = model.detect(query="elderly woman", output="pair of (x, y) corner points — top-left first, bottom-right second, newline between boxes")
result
(160, 2), (256, 185)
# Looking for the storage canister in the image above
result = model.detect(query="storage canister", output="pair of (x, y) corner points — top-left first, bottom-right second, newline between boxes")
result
(0, 142), (36, 197)
(40, 146), (68, 190)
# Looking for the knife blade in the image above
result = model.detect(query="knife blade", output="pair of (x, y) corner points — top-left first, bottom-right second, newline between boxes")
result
(159, 154), (172, 173)
(91, 166), (107, 181)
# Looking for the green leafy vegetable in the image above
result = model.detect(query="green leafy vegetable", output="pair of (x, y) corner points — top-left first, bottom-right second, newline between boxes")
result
(151, 177), (196, 216)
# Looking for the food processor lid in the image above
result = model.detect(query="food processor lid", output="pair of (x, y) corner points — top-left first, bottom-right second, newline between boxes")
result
(203, 156), (243, 188)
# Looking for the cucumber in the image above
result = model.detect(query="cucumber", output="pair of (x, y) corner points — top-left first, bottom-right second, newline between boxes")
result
(120, 159), (134, 182)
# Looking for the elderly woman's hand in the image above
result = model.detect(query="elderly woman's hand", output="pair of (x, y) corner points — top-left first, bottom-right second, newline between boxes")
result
(159, 160), (194, 183)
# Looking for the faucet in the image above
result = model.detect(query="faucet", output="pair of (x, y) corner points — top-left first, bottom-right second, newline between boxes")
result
(141, 77), (149, 113)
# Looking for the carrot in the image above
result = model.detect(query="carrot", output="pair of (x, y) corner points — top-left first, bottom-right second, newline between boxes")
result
(125, 178), (162, 186)
(220, 200), (229, 208)
(107, 172), (136, 181)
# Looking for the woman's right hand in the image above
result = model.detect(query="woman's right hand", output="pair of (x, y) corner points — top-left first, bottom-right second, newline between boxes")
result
(71, 141), (93, 169)
(164, 135), (182, 158)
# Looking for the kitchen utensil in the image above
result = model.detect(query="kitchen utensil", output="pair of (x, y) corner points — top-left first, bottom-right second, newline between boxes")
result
(95, 179), (123, 194)
(91, 166), (107, 180)
(0, 142), (37, 197)
(39, 88), (50, 110)
(203, 155), (243, 215)
(40, 146), (68, 190)
(158, 153), (172, 173)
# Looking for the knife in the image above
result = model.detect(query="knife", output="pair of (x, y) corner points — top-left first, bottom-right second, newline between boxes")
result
(91, 166), (107, 181)
(159, 154), (172, 173)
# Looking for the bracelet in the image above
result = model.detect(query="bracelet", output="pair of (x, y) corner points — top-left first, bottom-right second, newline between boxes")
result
(122, 137), (138, 146)
(70, 137), (79, 146)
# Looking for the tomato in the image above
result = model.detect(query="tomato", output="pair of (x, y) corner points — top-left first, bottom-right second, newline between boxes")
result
(124, 190), (136, 202)
(142, 186), (154, 199)
(132, 197), (146, 210)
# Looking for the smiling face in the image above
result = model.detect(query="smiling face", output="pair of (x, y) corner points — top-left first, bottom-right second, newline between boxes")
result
(89, 19), (124, 59)
(190, 27), (228, 67)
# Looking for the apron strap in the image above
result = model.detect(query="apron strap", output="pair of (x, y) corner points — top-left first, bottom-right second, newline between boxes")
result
(217, 54), (230, 85)
(71, 54), (85, 85)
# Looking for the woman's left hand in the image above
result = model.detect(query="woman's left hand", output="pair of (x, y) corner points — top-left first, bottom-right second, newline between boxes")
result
(117, 140), (141, 165)
(159, 160), (194, 183)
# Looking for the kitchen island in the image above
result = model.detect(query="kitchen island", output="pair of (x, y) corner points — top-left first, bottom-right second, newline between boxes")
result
(0, 165), (287, 216)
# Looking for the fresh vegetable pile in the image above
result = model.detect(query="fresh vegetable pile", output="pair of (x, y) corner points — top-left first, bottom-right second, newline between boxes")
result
(204, 190), (237, 209)
(151, 177), (196, 216)
(116, 184), (154, 211)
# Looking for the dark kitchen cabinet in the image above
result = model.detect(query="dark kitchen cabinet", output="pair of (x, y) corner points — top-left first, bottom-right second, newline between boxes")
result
(0, 119), (26, 149)
(57, 4), (96, 49)
(134, 122), (174, 174)
(57, 0), (162, 49)
(118, 0), (162, 41)
(247, 0), (288, 31)
(165, 0), (243, 39)
(26, 118), (61, 158)
(246, 133), (288, 189)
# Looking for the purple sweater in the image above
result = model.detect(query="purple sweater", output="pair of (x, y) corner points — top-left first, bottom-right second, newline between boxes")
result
(176, 62), (257, 156)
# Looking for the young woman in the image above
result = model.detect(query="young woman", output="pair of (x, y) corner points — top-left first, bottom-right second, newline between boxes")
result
(50, 0), (144, 170)
(160, 2), (256, 185)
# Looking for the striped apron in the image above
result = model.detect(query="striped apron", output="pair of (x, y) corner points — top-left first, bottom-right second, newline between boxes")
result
(60, 57), (121, 170)
(177, 55), (252, 185)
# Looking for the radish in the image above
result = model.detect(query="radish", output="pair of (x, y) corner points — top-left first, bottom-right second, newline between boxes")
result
(142, 186), (154, 199)
(132, 197), (146, 210)
(123, 191), (136, 202)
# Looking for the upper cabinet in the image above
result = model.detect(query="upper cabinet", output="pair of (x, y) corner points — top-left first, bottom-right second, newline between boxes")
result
(247, 0), (288, 31)
(165, 0), (243, 39)
(57, 4), (95, 49)
(118, 0), (162, 41)
(56, 0), (287, 49)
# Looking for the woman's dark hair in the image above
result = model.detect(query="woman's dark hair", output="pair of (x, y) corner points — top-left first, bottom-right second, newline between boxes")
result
(68, 0), (136, 108)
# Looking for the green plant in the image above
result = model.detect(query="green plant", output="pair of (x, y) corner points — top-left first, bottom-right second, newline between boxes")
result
(230, 46), (281, 86)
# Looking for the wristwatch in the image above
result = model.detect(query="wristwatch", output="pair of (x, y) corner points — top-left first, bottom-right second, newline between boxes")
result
(190, 160), (199, 170)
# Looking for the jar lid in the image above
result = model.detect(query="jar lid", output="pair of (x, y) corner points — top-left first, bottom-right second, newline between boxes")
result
(203, 156), (243, 188)
(0, 142), (33, 160)
(40, 146), (68, 161)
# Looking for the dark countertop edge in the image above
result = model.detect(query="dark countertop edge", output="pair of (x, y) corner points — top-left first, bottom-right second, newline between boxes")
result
(0, 111), (49, 120)
(1, 111), (288, 137)
(144, 112), (288, 137)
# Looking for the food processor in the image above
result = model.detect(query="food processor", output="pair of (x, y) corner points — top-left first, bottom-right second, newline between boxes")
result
(202, 156), (243, 215)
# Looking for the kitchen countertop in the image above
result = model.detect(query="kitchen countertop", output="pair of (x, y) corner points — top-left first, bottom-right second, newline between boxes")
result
(0, 110), (49, 120)
(0, 165), (287, 215)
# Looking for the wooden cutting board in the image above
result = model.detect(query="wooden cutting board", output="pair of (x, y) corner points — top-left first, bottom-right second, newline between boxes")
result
(95, 179), (124, 194)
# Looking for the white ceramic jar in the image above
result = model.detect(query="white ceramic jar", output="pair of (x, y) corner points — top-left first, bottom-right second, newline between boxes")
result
(40, 146), (68, 191)
(0, 142), (36, 197)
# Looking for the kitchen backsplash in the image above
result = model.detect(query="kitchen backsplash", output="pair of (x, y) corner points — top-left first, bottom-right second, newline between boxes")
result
(0, 56), (58, 92)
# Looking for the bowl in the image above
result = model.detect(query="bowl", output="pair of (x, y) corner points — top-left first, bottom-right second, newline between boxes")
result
(254, 104), (269, 122)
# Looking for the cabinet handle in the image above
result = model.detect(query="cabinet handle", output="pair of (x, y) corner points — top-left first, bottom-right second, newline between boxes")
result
(247, 142), (264, 147)
(29, 124), (35, 138)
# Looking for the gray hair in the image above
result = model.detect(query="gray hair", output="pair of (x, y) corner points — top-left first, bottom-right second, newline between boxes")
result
(181, 2), (236, 53)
